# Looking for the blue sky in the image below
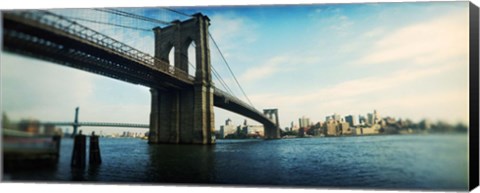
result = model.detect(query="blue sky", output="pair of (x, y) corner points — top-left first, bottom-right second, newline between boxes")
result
(1, 1), (470, 134)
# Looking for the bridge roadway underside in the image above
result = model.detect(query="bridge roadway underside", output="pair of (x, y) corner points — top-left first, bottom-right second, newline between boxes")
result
(213, 93), (280, 139)
(3, 16), (193, 89)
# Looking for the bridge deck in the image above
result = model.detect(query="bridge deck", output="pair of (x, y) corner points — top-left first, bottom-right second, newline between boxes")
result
(3, 10), (194, 89)
(43, 122), (149, 128)
(2, 10), (278, 131)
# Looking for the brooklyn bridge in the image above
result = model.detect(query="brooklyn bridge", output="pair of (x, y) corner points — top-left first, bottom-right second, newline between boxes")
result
(2, 9), (281, 144)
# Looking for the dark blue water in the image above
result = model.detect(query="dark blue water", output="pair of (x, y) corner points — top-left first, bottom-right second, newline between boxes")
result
(4, 134), (468, 191)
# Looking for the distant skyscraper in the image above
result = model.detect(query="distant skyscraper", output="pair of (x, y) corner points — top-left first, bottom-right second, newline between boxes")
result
(326, 122), (338, 136)
(345, 115), (356, 127)
(218, 126), (225, 139)
(359, 115), (367, 125)
(325, 116), (332, 122)
(373, 109), (381, 124)
(333, 113), (341, 122)
(367, 113), (374, 125)
(226, 118), (232, 126)
(222, 118), (236, 137)
(299, 116), (310, 128)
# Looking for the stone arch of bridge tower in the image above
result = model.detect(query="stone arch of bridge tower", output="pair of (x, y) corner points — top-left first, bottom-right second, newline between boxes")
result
(167, 45), (175, 68)
(182, 37), (197, 77)
(150, 13), (214, 144)
(156, 40), (174, 64)
(153, 15), (211, 80)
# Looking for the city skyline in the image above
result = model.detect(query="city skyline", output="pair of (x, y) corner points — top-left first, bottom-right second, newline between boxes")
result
(1, 2), (470, 135)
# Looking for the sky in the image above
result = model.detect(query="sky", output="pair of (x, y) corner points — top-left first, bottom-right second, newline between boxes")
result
(1, 1), (471, 134)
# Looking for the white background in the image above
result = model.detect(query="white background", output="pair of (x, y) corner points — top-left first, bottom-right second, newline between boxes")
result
(0, 0), (479, 193)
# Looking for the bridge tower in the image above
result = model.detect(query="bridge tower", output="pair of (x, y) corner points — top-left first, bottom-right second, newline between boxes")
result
(72, 107), (80, 137)
(263, 109), (280, 139)
(149, 13), (215, 144)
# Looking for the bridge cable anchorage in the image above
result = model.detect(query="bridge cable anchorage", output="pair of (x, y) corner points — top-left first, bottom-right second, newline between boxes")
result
(93, 8), (172, 26)
(64, 16), (151, 31)
(208, 33), (255, 108)
(180, 52), (235, 95)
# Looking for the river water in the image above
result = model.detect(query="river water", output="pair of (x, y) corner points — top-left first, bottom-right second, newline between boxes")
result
(3, 134), (469, 191)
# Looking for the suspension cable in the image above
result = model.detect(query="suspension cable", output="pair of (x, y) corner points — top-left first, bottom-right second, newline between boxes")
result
(180, 53), (235, 95)
(208, 32), (255, 108)
(163, 8), (192, 18)
(90, 8), (254, 107)
(93, 8), (172, 26)
(65, 16), (151, 31)
(211, 66), (235, 95)
(183, 43), (236, 96)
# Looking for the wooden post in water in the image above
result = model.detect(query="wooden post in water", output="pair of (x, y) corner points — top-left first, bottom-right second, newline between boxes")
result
(52, 134), (61, 162)
(71, 130), (86, 168)
(89, 131), (102, 165)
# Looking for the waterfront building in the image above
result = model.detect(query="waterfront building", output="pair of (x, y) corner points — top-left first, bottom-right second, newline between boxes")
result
(325, 116), (332, 122)
(241, 119), (265, 136)
(299, 116), (311, 128)
(217, 127), (225, 139)
(325, 121), (338, 136)
(298, 127), (306, 137)
(384, 117), (397, 125)
(241, 125), (248, 134)
(221, 118), (236, 138)
(359, 115), (367, 125)
(326, 113), (343, 123)
(247, 125), (264, 136)
(360, 124), (381, 135)
(333, 113), (342, 122)
(339, 122), (351, 135)
(345, 115), (356, 127)
(18, 119), (40, 134)
(419, 119), (432, 130)
(373, 109), (381, 124)
(367, 113), (374, 125)
(291, 124), (299, 131)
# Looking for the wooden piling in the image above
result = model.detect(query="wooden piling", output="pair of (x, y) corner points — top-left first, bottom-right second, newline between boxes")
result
(89, 131), (102, 165)
(52, 134), (61, 162)
(71, 131), (86, 168)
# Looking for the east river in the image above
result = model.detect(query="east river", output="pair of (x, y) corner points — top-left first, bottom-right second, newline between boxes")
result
(3, 134), (469, 191)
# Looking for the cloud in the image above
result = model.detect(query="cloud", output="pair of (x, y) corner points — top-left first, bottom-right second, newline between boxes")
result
(238, 52), (323, 84)
(353, 88), (469, 124)
(239, 56), (287, 83)
(363, 27), (385, 38)
(209, 13), (258, 58)
(1, 53), (95, 121)
(1, 52), (151, 124)
(309, 7), (354, 36)
(354, 11), (468, 67)
(249, 60), (466, 126)
(251, 62), (456, 105)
